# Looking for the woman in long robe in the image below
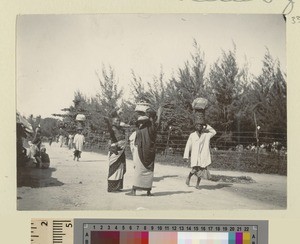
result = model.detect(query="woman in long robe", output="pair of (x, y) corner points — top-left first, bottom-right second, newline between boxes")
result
(105, 116), (127, 192)
(129, 107), (162, 196)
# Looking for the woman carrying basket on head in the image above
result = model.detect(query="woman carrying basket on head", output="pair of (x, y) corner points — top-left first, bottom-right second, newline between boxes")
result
(104, 112), (127, 193)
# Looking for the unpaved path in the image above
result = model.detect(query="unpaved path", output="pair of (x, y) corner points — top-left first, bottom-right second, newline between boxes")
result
(17, 143), (287, 210)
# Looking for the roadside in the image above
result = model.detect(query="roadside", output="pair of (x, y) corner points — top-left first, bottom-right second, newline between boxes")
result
(17, 143), (287, 210)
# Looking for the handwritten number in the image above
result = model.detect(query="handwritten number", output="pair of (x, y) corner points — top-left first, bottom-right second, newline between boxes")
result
(291, 16), (300, 24)
(292, 17), (295, 24)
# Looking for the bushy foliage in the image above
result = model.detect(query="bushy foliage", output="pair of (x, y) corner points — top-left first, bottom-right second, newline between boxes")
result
(51, 40), (286, 151)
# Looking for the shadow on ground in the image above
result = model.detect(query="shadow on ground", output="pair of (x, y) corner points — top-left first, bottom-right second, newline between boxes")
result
(78, 160), (106, 163)
(145, 190), (193, 197)
(153, 175), (179, 182)
(210, 174), (255, 184)
(17, 166), (64, 188)
(198, 183), (233, 190)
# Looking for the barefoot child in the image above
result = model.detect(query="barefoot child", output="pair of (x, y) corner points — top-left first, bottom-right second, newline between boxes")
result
(73, 128), (85, 161)
(183, 122), (216, 189)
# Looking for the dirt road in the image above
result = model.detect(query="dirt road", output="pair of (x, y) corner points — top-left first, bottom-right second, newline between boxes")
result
(17, 143), (287, 210)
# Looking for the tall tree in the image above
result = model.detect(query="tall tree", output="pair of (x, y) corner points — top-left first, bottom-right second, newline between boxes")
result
(208, 45), (244, 132)
(165, 40), (207, 132)
(96, 65), (123, 116)
(251, 49), (287, 134)
(130, 68), (168, 128)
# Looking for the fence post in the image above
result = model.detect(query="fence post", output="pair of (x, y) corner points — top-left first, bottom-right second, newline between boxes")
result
(165, 126), (172, 157)
(254, 113), (260, 164)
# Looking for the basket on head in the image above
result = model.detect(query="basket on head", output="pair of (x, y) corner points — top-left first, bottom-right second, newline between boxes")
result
(76, 114), (86, 121)
(192, 97), (208, 125)
(192, 97), (208, 110)
(135, 102), (151, 113)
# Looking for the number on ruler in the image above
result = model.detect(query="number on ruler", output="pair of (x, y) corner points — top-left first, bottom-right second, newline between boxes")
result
(41, 221), (48, 226)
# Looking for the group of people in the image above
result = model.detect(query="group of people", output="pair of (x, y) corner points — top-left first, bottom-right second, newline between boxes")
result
(104, 104), (162, 196)
(52, 130), (85, 161)
(29, 125), (50, 169)
(32, 98), (216, 194)
(104, 100), (216, 196)
(56, 133), (75, 149)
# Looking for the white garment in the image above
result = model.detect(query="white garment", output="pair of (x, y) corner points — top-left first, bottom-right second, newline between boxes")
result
(129, 131), (154, 189)
(183, 125), (216, 168)
(129, 131), (136, 155)
(73, 134), (85, 151)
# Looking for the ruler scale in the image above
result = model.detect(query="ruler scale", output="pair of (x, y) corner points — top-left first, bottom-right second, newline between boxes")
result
(31, 219), (268, 244)
(31, 219), (73, 244)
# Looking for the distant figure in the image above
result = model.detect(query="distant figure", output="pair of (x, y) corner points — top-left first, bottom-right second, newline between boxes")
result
(32, 125), (42, 167)
(68, 134), (74, 150)
(183, 121), (216, 189)
(104, 113), (127, 192)
(32, 126), (42, 151)
(49, 136), (53, 146)
(58, 134), (64, 147)
(73, 128), (85, 161)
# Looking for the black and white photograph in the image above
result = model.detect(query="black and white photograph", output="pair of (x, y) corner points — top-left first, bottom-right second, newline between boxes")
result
(16, 14), (287, 210)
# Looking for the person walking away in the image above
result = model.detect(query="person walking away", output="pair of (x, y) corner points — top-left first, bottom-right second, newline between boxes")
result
(73, 128), (85, 161)
(104, 113), (127, 192)
(183, 121), (216, 189)
(68, 134), (74, 150)
(59, 134), (64, 147)
(129, 105), (162, 196)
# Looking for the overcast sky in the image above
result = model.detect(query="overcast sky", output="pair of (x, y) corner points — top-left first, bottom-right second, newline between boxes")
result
(16, 14), (286, 118)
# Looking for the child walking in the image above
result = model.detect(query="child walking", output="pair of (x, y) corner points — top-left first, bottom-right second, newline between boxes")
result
(183, 122), (216, 189)
(73, 128), (85, 161)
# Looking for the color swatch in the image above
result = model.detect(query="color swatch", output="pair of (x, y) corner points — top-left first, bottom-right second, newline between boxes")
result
(90, 231), (251, 244)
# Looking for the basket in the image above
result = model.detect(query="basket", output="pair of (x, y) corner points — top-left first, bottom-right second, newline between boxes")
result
(192, 97), (208, 110)
(134, 102), (151, 113)
(75, 114), (86, 121)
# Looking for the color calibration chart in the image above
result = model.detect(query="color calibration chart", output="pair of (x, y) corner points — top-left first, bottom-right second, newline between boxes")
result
(31, 219), (268, 244)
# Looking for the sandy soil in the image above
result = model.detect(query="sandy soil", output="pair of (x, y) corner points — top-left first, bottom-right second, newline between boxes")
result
(17, 143), (287, 210)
